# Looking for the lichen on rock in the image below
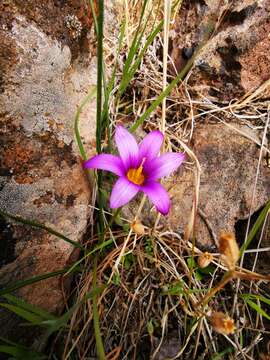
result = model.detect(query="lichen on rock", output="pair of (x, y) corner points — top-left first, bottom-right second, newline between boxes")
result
(170, 0), (270, 101)
(0, 0), (97, 341)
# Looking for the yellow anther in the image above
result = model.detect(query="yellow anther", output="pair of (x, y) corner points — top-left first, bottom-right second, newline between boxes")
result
(127, 159), (146, 185)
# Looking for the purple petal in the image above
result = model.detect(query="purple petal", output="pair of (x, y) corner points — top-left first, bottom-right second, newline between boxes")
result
(141, 181), (170, 215)
(138, 130), (164, 161)
(110, 177), (139, 208)
(115, 126), (139, 170)
(144, 152), (185, 180)
(83, 154), (125, 176)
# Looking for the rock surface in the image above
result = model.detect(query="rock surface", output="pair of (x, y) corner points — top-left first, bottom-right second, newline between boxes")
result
(0, 0), (96, 341)
(170, 0), (270, 101)
(167, 122), (270, 246)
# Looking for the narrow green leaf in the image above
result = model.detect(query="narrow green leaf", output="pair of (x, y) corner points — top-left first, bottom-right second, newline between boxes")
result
(118, 20), (163, 97)
(130, 21), (215, 132)
(241, 293), (270, 306)
(120, 0), (148, 81)
(65, 238), (113, 275)
(89, 0), (98, 36)
(147, 319), (154, 336)
(210, 347), (234, 360)
(0, 345), (46, 360)
(162, 280), (184, 296)
(246, 299), (270, 321)
(0, 336), (18, 346)
(102, 19), (126, 152)
(118, 2), (160, 97)
(74, 86), (97, 161)
(240, 199), (270, 255)
(0, 303), (44, 324)
(0, 209), (84, 250)
(0, 267), (77, 297)
(3, 294), (56, 321)
(1, 286), (106, 337)
(187, 257), (196, 270)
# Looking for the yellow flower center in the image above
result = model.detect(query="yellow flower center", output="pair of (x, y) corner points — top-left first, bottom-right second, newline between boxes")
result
(127, 159), (146, 185)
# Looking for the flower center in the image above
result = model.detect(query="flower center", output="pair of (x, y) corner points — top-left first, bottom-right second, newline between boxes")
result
(127, 159), (146, 185)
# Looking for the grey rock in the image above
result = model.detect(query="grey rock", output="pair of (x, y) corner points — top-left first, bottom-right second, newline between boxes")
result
(170, 0), (270, 101)
(167, 123), (270, 246)
(0, 0), (96, 341)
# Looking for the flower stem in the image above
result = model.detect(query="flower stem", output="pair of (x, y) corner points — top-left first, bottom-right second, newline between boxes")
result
(93, 256), (105, 360)
(93, 1), (106, 358)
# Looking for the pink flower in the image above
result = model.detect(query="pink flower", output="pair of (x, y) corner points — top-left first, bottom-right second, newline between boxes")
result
(84, 126), (185, 215)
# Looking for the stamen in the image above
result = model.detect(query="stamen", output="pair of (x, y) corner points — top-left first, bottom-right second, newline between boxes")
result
(127, 158), (146, 185)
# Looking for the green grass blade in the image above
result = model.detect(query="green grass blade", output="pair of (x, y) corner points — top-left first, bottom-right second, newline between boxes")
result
(240, 199), (270, 256)
(241, 294), (270, 306)
(92, 257), (105, 360)
(118, 1), (160, 97)
(106, 20), (126, 95)
(118, 20), (163, 97)
(120, 0), (148, 81)
(43, 284), (106, 336)
(1, 286), (105, 336)
(130, 21), (215, 132)
(245, 299), (270, 321)
(0, 337), (19, 346)
(0, 345), (46, 360)
(95, 0), (105, 237)
(0, 267), (77, 297)
(0, 209), (84, 250)
(89, 0), (98, 36)
(96, 2), (104, 156)
(210, 347), (234, 360)
(0, 303), (44, 324)
(74, 86), (97, 161)
(93, 1), (106, 358)
(102, 20), (126, 152)
(0, 337), (46, 358)
(3, 294), (56, 321)
(65, 238), (113, 275)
